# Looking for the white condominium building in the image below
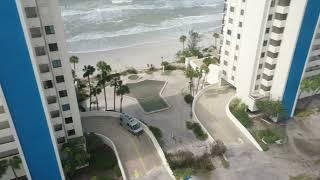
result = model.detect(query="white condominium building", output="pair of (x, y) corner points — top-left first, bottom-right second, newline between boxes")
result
(0, 0), (84, 179)
(220, 0), (320, 117)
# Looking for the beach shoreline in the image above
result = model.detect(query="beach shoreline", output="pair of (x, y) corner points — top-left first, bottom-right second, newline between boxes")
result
(69, 32), (217, 75)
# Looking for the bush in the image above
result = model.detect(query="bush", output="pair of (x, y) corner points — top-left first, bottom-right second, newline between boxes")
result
(229, 99), (252, 127)
(251, 130), (269, 151)
(257, 129), (280, 144)
(203, 57), (218, 66)
(184, 94), (194, 104)
(210, 140), (227, 157)
(177, 56), (186, 63)
(186, 122), (208, 141)
(164, 64), (177, 71)
(149, 126), (163, 145)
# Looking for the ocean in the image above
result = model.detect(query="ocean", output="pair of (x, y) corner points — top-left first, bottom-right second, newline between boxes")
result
(60, 0), (224, 53)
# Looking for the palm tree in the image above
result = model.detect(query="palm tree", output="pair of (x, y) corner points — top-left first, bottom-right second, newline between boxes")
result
(91, 84), (102, 111)
(110, 73), (121, 111)
(69, 56), (79, 76)
(185, 65), (197, 96)
(96, 61), (112, 111)
(9, 156), (21, 179)
(213, 33), (220, 49)
(116, 80), (130, 113)
(195, 67), (202, 94)
(83, 65), (95, 111)
(179, 35), (187, 51)
(200, 64), (209, 89)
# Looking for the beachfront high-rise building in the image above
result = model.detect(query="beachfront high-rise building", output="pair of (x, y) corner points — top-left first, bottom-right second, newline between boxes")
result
(0, 0), (83, 179)
(220, 0), (320, 117)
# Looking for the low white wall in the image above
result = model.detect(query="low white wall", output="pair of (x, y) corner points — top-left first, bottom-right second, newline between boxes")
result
(225, 97), (264, 151)
(80, 111), (175, 179)
(95, 133), (128, 180)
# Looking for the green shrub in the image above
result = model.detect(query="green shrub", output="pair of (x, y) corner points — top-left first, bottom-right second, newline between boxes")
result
(229, 99), (252, 127)
(210, 140), (227, 156)
(257, 129), (280, 144)
(177, 56), (186, 63)
(173, 168), (193, 180)
(186, 122), (208, 141)
(164, 64), (177, 71)
(203, 57), (218, 66)
(149, 126), (163, 145)
(184, 94), (194, 104)
(251, 130), (269, 151)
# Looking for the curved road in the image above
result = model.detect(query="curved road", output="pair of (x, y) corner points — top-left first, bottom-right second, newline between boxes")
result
(81, 116), (171, 180)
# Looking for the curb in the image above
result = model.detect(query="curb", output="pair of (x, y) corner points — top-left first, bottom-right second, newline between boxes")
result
(95, 133), (128, 180)
(225, 96), (264, 151)
(80, 111), (174, 179)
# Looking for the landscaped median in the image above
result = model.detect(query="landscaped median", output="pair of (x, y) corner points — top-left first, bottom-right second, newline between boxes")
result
(227, 97), (286, 151)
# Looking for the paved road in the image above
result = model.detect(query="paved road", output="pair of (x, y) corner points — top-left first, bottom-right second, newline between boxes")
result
(81, 116), (171, 180)
(194, 86), (250, 146)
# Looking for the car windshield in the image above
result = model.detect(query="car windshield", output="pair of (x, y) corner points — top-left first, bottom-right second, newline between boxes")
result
(132, 123), (140, 130)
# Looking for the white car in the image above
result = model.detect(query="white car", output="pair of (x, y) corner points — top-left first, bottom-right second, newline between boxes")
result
(120, 113), (143, 135)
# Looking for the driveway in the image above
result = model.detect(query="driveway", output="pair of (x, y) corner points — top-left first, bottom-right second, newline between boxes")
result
(194, 85), (250, 146)
(81, 116), (171, 180)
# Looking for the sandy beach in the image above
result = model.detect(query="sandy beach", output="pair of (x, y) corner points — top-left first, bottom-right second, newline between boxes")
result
(70, 32), (216, 75)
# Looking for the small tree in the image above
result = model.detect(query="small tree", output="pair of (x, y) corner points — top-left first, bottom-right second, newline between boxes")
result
(179, 35), (187, 51)
(61, 138), (89, 180)
(70, 56), (79, 78)
(116, 80), (130, 113)
(91, 84), (102, 111)
(83, 65), (96, 111)
(110, 73), (121, 111)
(185, 65), (197, 96)
(97, 61), (112, 111)
(187, 30), (201, 56)
(194, 67), (202, 94)
(256, 99), (284, 120)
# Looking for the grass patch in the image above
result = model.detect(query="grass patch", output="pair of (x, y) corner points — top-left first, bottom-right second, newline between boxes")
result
(256, 129), (281, 144)
(220, 156), (230, 169)
(295, 109), (314, 118)
(289, 174), (313, 180)
(251, 130), (269, 151)
(127, 80), (169, 112)
(149, 126), (163, 145)
(186, 121), (208, 141)
(128, 74), (139, 80)
(229, 98), (252, 127)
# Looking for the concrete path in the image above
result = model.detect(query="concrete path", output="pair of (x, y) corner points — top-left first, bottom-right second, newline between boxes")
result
(81, 116), (171, 180)
(194, 86), (249, 146)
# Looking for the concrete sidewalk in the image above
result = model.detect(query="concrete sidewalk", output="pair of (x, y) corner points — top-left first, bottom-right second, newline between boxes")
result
(81, 116), (171, 180)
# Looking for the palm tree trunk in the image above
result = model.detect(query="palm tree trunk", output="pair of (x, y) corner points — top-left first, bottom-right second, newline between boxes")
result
(11, 166), (17, 179)
(113, 86), (116, 111)
(201, 74), (207, 89)
(183, 42), (185, 51)
(88, 76), (92, 111)
(103, 86), (107, 111)
(96, 95), (99, 111)
(73, 63), (76, 72)
(120, 96), (123, 113)
(196, 77), (201, 94)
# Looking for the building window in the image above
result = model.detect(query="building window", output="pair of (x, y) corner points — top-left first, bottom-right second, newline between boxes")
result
(0, 106), (5, 114)
(56, 75), (65, 83)
(264, 63), (277, 70)
(52, 60), (62, 68)
(224, 61), (228, 66)
(269, 39), (282, 46)
(67, 129), (76, 136)
(225, 51), (229, 56)
(233, 66), (236, 71)
(230, 6), (235, 12)
(43, 80), (53, 89)
(65, 117), (73, 124)
(254, 85), (259, 90)
(59, 90), (68, 98)
(275, 13), (288, 20)
(226, 40), (230, 45)
(237, 34), (241, 39)
(271, 0), (275, 7)
(30, 27), (41, 38)
(234, 56), (238, 60)
(263, 40), (268, 46)
(50, 110), (60, 118)
(259, 64), (263, 69)
(239, 22), (243, 27)
(267, 51), (279, 58)
(222, 70), (227, 76)
(39, 64), (50, 73)
(236, 45), (239, 50)
(231, 76), (235, 80)
(263, 74), (274, 81)
(45, 25), (55, 35)
(272, 26), (285, 34)
(265, 28), (270, 34)
(48, 43), (58, 52)
(240, 10), (244, 15)
(62, 104), (70, 111)
(228, 18), (233, 24)
(54, 124), (63, 132)
(256, 75), (261, 80)
(57, 137), (65, 144)
(268, 14), (273, 21)
(25, 7), (37, 18)
(227, 30), (232, 35)
(47, 96), (57, 104)
(261, 52), (265, 58)
(278, 0), (291, 7)
(261, 85), (271, 91)
(35, 46), (46, 56)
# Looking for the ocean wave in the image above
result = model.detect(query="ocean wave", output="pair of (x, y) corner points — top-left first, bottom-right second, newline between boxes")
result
(111, 0), (133, 4)
(67, 14), (223, 42)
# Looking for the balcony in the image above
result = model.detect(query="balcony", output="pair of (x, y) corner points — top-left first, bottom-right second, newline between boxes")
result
(273, 19), (287, 28)
(278, 0), (291, 6)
